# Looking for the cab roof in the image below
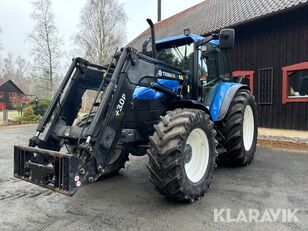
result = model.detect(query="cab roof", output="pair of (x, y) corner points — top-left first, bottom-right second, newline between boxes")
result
(156, 34), (204, 49)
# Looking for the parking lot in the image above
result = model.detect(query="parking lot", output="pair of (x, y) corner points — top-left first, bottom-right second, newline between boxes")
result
(0, 125), (307, 231)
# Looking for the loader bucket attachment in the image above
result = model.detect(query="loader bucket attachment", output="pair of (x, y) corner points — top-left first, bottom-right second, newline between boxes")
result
(14, 145), (80, 196)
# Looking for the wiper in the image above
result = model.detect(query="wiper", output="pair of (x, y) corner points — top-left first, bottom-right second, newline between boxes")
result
(172, 44), (190, 70)
(172, 44), (184, 60)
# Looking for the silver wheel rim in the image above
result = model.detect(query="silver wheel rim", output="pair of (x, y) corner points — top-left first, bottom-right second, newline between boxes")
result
(243, 105), (254, 151)
(184, 128), (210, 183)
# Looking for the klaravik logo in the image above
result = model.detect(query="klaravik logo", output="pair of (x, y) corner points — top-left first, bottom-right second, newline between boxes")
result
(213, 208), (299, 223)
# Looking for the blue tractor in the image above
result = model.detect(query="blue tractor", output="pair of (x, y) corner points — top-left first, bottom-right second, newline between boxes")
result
(14, 19), (258, 202)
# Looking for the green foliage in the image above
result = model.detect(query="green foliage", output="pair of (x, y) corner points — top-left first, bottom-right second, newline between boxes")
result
(157, 49), (178, 66)
(15, 108), (39, 123)
(26, 98), (50, 116)
(157, 47), (194, 71)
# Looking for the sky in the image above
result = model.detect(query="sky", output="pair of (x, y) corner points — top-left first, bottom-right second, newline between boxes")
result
(0, 0), (204, 60)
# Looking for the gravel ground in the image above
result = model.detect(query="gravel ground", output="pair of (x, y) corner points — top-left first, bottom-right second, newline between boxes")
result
(258, 135), (308, 144)
(0, 125), (308, 231)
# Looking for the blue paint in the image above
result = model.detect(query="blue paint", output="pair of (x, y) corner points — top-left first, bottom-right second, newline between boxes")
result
(156, 34), (219, 49)
(210, 82), (238, 121)
(210, 39), (219, 45)
(133, 79), (179, 100)
(156, 34), (204, 45)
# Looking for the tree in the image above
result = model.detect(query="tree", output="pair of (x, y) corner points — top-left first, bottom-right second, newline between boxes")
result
(0, 26), (2, 51)
(0, 27), (2, 70)
(1, 53), (14, 81)
(74, 0), (127, 64)
(28, 0), (62, 97)
(26, 98), (50, 116)
(1, 53), (33, 93)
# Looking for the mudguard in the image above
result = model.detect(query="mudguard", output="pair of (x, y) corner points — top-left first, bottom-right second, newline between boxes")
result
(210, 83), (250, 121)
(172, 100), (211, 117)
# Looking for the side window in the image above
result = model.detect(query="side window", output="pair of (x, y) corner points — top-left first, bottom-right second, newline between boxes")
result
(204, 49), (218, 83)
(217, 50), (231, 78)
(198, 49), (220, 104)
(282, 62), (308, 104)
(288, 70), (308, 97)
(198, 49), (208, 79)
(198, 50), (208, 102)
(9, 92), (17, 101)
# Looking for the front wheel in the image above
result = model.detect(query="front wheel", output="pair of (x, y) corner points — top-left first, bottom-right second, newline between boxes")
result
(147, 108), (218, 201)
(70, 114), (129, 179)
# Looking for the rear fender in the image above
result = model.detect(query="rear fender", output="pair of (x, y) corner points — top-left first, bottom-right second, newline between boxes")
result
(210, 83), (250, 121)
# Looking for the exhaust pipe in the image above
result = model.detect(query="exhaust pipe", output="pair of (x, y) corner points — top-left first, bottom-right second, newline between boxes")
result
(142, 39), (150, 54)
(146, 18), (157, 59)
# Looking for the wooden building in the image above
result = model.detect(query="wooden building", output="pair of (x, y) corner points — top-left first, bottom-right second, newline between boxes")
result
(130, 0), (308, 130)
(0, 79), (28, 110)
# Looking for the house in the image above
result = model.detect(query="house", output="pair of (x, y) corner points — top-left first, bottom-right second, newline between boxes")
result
(0, 79), (28, 110)
(129, 0), (308, 130)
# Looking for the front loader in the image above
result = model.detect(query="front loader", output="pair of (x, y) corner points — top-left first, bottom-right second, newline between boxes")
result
(14, 19), (258, 201)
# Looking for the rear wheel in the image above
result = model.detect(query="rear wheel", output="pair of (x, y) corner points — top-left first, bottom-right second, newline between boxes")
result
(71, 114), (129, 179)
(147, 108), (217, 201)
(216, 89), (258, 166)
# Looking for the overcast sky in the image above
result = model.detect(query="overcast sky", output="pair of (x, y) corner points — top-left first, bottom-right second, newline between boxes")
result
(0, 0), (204, 61)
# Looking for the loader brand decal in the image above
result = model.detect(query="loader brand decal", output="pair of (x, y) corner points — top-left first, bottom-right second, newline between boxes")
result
(115, 93), (126, 116)
(157, 69), (176, 79)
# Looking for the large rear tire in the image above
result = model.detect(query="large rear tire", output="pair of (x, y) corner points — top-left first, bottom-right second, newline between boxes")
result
(72, 114), (129, 179)
(147, 108), (217, 201)
(216, 89), (258, 166)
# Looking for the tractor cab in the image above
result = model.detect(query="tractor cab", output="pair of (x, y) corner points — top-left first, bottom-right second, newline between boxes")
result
(156, 33), (225, 103)
(142, 28), (235, 112)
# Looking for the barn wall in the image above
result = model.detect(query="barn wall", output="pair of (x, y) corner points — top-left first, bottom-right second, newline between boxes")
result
(231, 6), (308, 130)
(0, 81), (25, 110)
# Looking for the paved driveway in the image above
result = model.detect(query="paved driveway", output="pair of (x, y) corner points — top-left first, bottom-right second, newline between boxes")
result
(0, 125), (307, 231)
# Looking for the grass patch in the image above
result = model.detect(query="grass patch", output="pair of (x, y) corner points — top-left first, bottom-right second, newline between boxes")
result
(8, 110), (22, 120)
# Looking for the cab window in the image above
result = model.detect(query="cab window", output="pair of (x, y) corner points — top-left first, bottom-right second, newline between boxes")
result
(157, 43), (194, 71)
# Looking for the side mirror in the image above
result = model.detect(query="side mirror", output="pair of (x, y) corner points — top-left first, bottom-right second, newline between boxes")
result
(219, 28), (235, 49)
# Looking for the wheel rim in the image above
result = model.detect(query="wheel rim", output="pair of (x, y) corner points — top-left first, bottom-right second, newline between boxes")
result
(243, 105), (254, 151)
(184, 128), (210, 183)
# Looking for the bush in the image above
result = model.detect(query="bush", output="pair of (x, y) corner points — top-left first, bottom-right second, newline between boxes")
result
(15, 108), (39, 123)
(26, 98), (51, 116)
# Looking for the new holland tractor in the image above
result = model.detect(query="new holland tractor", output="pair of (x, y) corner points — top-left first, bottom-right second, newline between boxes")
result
(14, 19), (257, 201)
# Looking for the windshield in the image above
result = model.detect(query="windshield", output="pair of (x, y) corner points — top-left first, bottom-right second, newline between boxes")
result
(157, 43), (194, 70)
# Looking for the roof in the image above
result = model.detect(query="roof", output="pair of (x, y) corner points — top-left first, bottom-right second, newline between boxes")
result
(0, 79), (25, 94)
(156, 33), (205, 49)
(129, 0), (308, 51)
